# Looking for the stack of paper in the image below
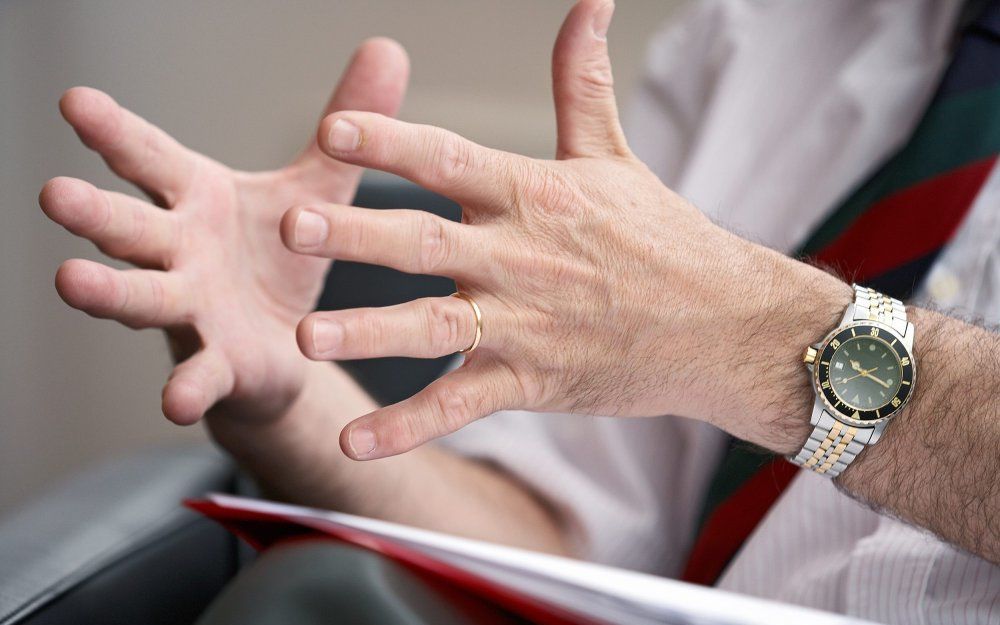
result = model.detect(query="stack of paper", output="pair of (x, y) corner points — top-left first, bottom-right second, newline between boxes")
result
(189, 494), (874, 625)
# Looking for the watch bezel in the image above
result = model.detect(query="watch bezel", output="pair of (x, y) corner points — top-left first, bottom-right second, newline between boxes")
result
(812, 321), (915, 426)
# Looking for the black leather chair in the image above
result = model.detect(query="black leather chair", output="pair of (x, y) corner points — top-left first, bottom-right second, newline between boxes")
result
(0, 180), (461, 625)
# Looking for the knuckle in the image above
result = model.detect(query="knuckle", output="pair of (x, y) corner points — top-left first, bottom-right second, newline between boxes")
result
(127, 205), (147, 249)
(337, 209), (370, 257)
(145, 274), (166, 324)
(346, 310), (385, 356)
(106, 201), (146, 258)
(498, 158), (535, 216)
(139, 129), (164, 180)
(415, 213), (452, 274)
(85, 189), (114, 235)
(432, 385), (475, 432)
(425, 298), (466, 352)
(118, 128), (156, 186)
(432, 132), (473, 186)
(353, 313), (386, 354)
(576, 59), (615, 97)
(392, 412), (428, 451)
(115, 276), (139, 328)
(529, 166), (576, 215)
(505, 361), (546, 408)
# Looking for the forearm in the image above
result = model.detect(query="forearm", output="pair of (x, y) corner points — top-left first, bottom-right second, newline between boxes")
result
(718, 240), (999, 562)
(205, 361), (570, 555)
(836, 308), (999, 562)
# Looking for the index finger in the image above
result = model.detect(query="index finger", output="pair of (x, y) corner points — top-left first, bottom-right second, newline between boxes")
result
(60, 87), (197, 205)
(317, 111), (529, 209)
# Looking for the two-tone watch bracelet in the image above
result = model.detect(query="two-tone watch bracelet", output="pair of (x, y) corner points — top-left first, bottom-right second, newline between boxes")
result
(790, 285), (907, 478)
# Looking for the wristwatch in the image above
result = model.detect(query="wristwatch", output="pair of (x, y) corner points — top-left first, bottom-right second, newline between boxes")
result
(792, 284), (916, 477)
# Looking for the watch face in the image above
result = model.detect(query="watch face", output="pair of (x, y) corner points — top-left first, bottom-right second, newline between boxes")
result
(814, 323), (914, 424)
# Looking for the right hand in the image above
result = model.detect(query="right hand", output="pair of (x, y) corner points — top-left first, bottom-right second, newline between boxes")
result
(40, 38), (409, 426)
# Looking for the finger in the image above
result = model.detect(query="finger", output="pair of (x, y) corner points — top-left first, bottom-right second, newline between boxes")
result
(59, 87), (196, 204)
(55, 259), (190, 329)
(40, 177), (179, 268)
(292, 38), (411, 199)
(298, 295), (484, 361)
(551, 0), (629, 159)
(299, 38), (410, 162)
(324, 37), (410, 118)
(281, 204), (486, 279)
(162, 348), (234, 425)
(340, 361), (523, 460)
(317, 111), (527, 208)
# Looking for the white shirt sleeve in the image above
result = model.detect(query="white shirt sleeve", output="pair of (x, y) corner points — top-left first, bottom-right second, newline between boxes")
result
(438, 410), (726, 576)
(622, 0), (733, 189)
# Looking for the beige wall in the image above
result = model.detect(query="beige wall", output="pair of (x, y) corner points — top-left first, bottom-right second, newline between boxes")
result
(0, 0), (683, 513)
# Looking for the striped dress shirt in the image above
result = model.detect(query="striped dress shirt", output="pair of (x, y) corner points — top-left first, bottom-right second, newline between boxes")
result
(441, 1), (1000, 623)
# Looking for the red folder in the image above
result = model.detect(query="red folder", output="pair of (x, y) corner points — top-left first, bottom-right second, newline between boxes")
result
(188, 497), (604, 625)
(188, 494), (874, 625)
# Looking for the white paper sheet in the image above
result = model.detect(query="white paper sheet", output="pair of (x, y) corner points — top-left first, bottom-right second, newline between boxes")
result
(205, 493), (877, 625)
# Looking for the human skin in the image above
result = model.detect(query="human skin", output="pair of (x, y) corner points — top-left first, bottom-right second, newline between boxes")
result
(43, 1), (998, 564)
(41, 39), (570, 554)
(282, 2), (999, 562)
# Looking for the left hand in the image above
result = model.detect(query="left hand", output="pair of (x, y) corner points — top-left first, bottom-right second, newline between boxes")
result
(41, 39), (409, 428)
(282, 0), (851, 460)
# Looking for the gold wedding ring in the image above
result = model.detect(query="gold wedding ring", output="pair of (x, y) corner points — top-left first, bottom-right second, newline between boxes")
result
(451, 292), (483, 354)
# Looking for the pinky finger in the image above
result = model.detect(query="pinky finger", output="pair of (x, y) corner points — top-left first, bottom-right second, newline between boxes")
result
(340, 360), (523, 460)
(162, 348), (234, 425)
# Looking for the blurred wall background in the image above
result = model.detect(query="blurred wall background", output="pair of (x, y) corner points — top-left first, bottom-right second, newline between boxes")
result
(0, 0), (685, 513)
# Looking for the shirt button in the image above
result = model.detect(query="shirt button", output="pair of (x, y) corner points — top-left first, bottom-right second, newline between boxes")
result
(927, 268), (960, 303)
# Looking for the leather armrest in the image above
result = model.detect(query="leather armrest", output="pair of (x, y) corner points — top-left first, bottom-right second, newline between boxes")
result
(0, 445), (238, 625)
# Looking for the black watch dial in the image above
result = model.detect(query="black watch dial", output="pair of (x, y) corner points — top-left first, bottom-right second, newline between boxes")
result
(815, 324), (914, 423)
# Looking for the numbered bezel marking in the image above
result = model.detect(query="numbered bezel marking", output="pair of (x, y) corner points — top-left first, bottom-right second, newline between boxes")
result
(813, 322), (915, 425)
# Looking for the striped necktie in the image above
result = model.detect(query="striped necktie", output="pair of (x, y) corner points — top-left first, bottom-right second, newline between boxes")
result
(682, 0), (1000, 587)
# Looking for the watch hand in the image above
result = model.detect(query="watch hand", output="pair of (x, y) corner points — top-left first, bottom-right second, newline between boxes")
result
(864, 372), (892, 388)
(850, 360), (864, 372)
(840, 366), (879, 384)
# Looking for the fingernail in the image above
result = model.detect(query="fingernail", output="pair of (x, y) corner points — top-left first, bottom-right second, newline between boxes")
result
(294, 210), (328, 248)
(593, 2), (614, 40)
(348, 427), (377, 458)
(327, 118), (362, 152)
(312, 319), (343, 355)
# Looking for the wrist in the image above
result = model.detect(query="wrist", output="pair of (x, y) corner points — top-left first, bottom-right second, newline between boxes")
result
(835, 306), (943, 484)
(703, 237), (854, 454)
(205, 360), (374, 484)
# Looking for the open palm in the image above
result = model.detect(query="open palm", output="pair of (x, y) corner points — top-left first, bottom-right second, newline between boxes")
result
(40, 39), (409, 425)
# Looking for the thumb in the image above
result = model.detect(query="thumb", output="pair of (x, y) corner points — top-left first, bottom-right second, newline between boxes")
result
(321, 37), (410, 124)
(552, 0), (628, 160)
(294, 38), (410, 189)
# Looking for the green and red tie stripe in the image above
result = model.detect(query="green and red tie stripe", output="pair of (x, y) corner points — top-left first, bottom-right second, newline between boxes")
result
(681, 0), (1000, 587)
(802, 30), (1000, 298)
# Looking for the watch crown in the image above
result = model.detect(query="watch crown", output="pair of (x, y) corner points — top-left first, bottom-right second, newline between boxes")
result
(803, 346), (818, 365)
